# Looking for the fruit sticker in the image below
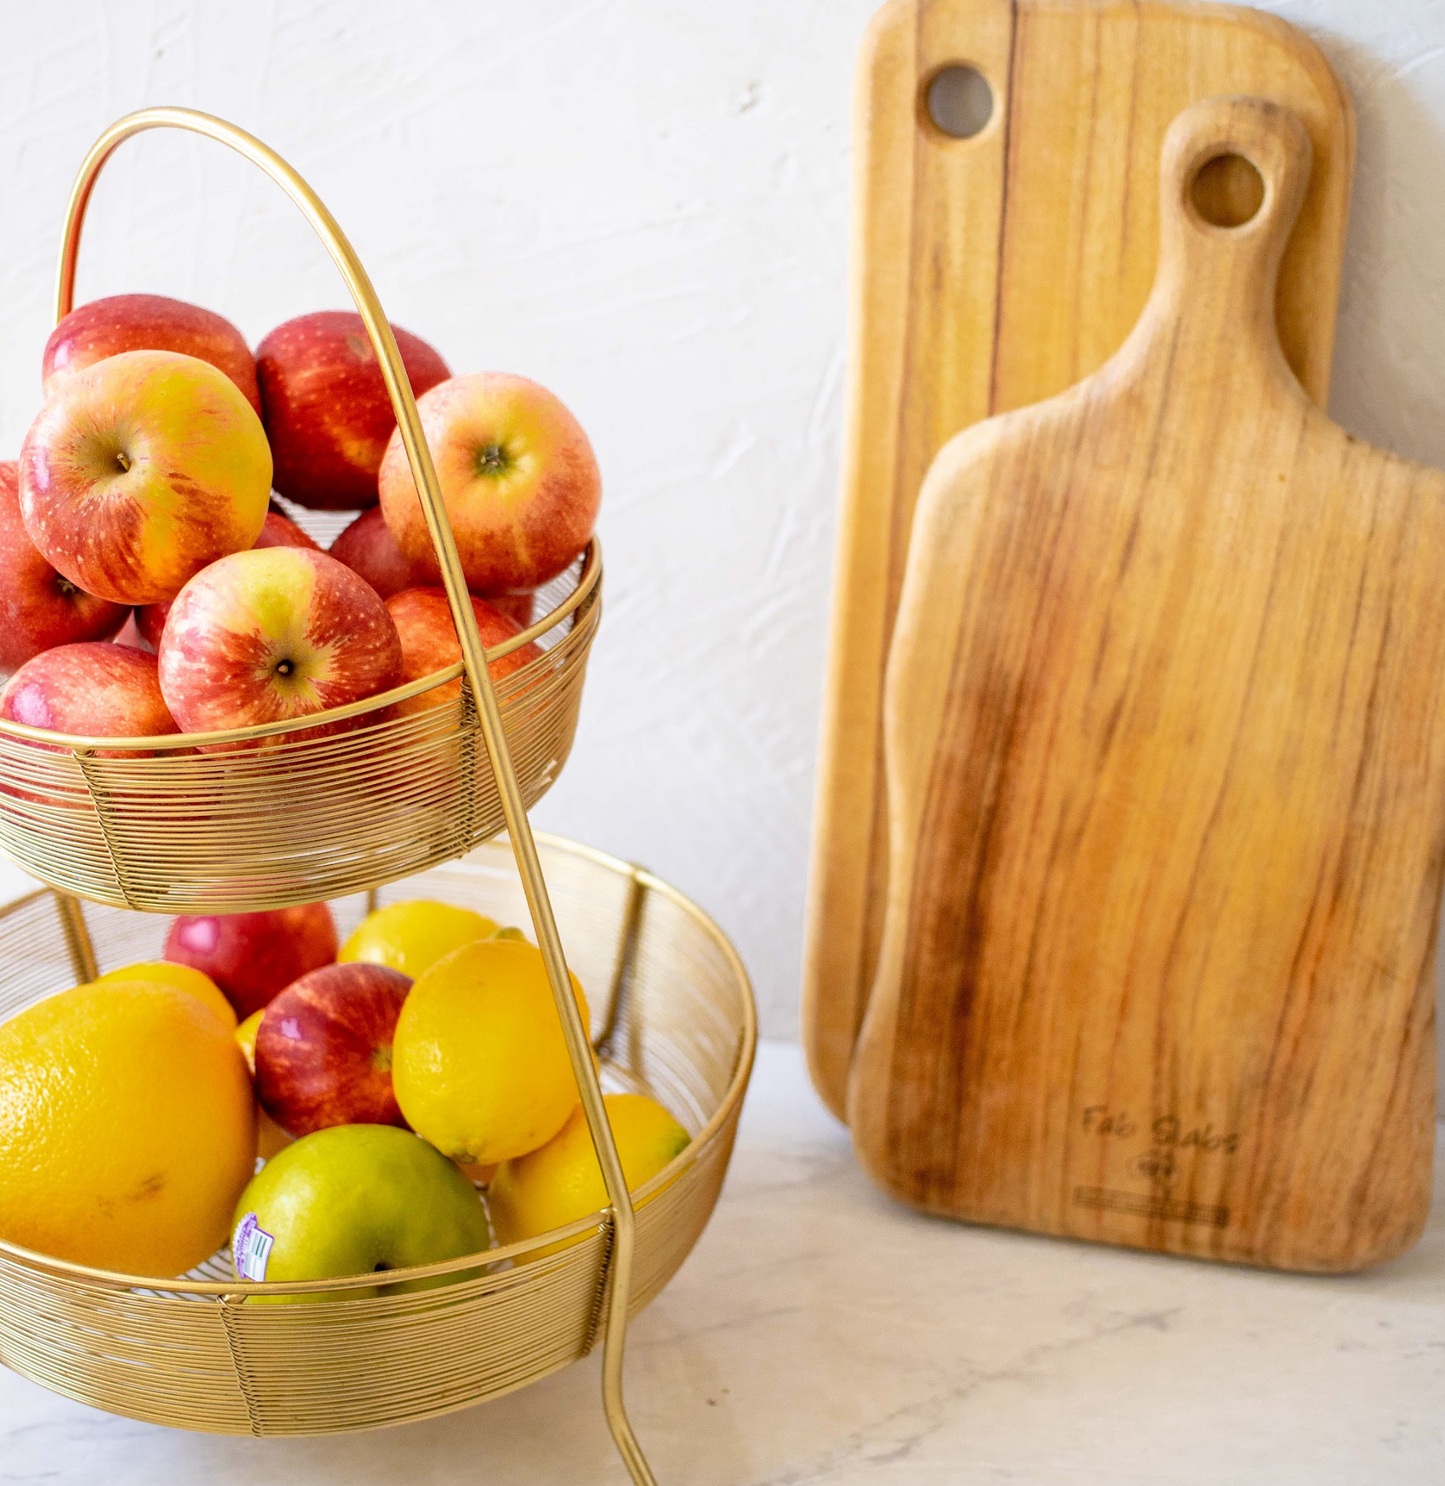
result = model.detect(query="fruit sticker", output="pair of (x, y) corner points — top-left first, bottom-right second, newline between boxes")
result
(233, 1211), (275, 1281)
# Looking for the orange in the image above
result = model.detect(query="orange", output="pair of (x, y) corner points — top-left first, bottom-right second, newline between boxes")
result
(0, 980), (255, 1276)
(94, 960), (236, 1030)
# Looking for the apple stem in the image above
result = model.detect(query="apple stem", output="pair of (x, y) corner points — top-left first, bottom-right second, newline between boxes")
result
(114, 450), (131, 473)
(475, 442), (510, 476)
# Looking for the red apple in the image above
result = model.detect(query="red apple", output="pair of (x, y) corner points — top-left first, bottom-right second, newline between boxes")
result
(133, 604), (166, 653)
(133, 606), (166, 653)
(488, 590), (536, 628)
(19, 349), (271, 604)
(328, 506), (424, 600)
(164, 901), (339, 1020)
(330, 509), (539, 623)
(135, 509), (322, 651)
(158, 548), (403, 738)
(43, 293), (262, 416)
(257, 311), (450, 511)
(254, 962), (412, 1135)
(386, 587), (541, 717)
(255, 509), (323, 553)
(0, 459), (127, 675)
(378, 373), (599, 592)
(0, 642), (178, 749)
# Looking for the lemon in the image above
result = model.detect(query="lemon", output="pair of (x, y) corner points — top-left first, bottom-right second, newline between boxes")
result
(0, 981), (256, 1276)
(235, 1007), (264, 1070)
(94, 960), (237, 1030)
(489, 1093), (689, 1253)
(339, 899), (498, 980)
(392, 938), (590, 1166)
(235, 1009), (293, 1160)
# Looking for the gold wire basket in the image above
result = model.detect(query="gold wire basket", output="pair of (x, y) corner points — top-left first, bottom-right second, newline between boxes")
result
(0, 109), (730, 1485)
(0, 542), (600, 913)
(0, 835), (757, 1437)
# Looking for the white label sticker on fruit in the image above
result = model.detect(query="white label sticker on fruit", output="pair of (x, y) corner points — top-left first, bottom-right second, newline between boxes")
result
(233, 1212), (275, 1282)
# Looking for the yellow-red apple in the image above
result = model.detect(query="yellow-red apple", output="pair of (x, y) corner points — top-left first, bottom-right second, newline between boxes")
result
(378, 372), (600, 592)
(43, 294), (261, 415)
(1, 641), (178, 746)
(257, 311), (450, 511)
(385, 587), (541, 717)
(0, 460), (126, 675)
(19, 350), (272, 605)
(157, 547), (403, 738)
(136, 509), (321, 652)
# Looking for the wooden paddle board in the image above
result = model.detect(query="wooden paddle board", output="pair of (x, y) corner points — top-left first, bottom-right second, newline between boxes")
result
(803, 0), (1355, 1121)
(849, 95), (1441, 1272)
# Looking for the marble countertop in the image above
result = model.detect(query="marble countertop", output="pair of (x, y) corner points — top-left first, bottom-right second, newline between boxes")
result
(2, 1039), (1441, 1484)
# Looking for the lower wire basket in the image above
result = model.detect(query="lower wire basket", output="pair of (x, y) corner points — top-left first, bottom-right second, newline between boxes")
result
(0, 833), (756, 1436)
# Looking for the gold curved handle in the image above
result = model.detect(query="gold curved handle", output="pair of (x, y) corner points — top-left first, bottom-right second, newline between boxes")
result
(55, 108), (655, 1486)
(55, 108), (478, 682)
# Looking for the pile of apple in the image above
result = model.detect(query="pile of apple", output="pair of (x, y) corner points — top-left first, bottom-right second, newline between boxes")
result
(0, 294), (601, 740)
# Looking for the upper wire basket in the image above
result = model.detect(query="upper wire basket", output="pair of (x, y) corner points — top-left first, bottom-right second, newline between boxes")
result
(0, 544), (599, 912)
(0, 110), (603, 914)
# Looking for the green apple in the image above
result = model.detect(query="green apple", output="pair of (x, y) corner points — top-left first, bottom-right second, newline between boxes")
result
(231, 1123), (489, 1301)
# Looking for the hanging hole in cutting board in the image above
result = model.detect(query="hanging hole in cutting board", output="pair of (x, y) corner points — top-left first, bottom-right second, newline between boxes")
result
(924, 65), (993, 140)
(1190, 152), (1265, 227)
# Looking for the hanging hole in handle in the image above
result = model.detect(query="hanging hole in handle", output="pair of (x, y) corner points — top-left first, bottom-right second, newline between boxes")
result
(924, 65), (994, 140)
(1190, 153), (1265, 228)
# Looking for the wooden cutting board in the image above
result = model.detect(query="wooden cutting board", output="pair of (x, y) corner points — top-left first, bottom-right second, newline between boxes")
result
(848, 94), (1444, 1273)
(803, 0), (1355, 1122)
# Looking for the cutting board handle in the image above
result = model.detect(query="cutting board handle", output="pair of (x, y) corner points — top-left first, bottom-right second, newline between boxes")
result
(1147, 96), (1313, 377)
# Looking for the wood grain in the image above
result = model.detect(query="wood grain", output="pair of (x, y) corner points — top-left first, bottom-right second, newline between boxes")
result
(849, 96), (1440, 1272)
(803, 0), (1355, 1122)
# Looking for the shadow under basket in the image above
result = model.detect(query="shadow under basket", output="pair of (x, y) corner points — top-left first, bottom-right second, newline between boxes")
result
(0, 833), (756, 1436)
(0, 543), (600, 915)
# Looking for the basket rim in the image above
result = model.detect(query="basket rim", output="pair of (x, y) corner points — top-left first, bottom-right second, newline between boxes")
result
(0, 538), (601, 754)
(0, 831), (758, 1295)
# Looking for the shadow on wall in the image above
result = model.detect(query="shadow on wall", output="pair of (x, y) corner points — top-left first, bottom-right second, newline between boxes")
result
(1316, 34), (1445, 1090)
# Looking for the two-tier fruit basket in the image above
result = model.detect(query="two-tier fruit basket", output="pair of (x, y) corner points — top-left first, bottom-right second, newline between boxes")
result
(0, 109), (755, 1486)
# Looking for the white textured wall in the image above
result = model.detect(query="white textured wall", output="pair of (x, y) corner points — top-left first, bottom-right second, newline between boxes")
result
(0, 2), (1443, 1045)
